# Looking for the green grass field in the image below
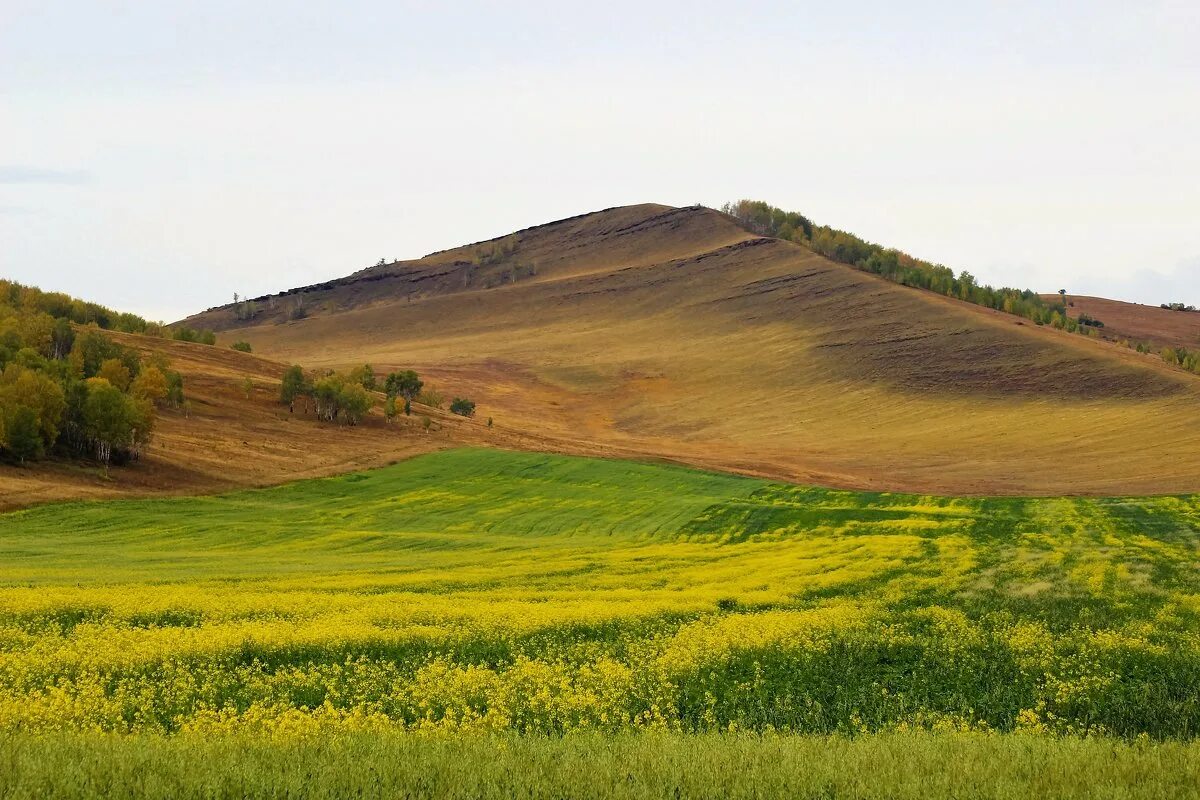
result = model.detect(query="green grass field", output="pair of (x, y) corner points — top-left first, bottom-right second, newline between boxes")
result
(1, 448), (1199, 795)
(3, 732), (1199, 800)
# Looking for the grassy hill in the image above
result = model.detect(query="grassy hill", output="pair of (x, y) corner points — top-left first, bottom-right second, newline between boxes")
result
(2, 448), (1199, 795)
(183, 204), (1200, 496)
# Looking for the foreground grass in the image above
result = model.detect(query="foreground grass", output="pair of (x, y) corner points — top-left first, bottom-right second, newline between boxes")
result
(0, 448), (1198, 739)
(2, 732), (1198, 800)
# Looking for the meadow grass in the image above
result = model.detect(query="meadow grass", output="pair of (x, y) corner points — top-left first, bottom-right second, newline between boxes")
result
(1, 447), (1199, 793)
(1, 731), (1198, 800)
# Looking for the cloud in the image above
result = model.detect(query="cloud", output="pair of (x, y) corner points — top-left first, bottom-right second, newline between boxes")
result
(0, 166), (90, 185)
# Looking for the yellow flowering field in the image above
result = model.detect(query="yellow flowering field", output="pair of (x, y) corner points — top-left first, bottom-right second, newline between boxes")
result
(0, 448), (1197, 739)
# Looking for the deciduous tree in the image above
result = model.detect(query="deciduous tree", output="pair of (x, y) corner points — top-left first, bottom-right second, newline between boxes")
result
(385, 370), (423, 415)
(130, 366), (169, 406)
(97, 358), (132, 391)
(280, 365), (308, 411)
(2, 406), (43, 463)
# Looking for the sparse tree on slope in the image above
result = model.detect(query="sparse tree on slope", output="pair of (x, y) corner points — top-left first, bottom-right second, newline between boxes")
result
(339, 383), (372, 425)
(349, 364), (376, 391)
(312, 373), (344, 422)
(280, 365), (308, 412)
(130, 366), (169, 406)
(384, 370), (422, 415)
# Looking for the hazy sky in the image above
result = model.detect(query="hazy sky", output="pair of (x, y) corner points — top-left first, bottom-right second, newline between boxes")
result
(3, 1), (1198, 321)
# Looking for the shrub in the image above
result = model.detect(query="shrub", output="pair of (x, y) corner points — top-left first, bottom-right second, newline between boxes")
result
(450, 397), (476, 417)
(417, 387), (444, 409)
(172, 326), (217, 346)
(231, 341), (252, 353)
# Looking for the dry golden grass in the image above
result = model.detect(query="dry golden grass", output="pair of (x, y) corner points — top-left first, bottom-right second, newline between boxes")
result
(0, 334), (501, 511)
(182, 204), (1200, 496)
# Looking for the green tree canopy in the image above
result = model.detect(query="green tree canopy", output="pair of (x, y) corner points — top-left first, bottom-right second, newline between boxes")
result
(349, 364), (376, 391)
(339, 383), (372, 425)
(83, 378), (133, 466)
(280, 365), (308, 406)
(2, 405), (44, 463)
(384, 370), (423, 414)
(450, 397), (476, 417)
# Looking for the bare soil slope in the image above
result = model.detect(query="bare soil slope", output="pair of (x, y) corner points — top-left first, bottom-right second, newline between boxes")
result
(183, 205), (1200, 496)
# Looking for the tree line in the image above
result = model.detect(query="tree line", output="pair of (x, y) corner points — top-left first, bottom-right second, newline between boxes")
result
(720, 200), (1068, 328)
(0, 280), (219, 345)
(1159, 345), (1200, 375)
(0, 284), (185, 469)
(718, 201), (1200, 363)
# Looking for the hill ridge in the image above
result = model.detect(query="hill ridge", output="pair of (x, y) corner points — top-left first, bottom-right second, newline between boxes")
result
(414, 202), (677, 261)
(187, 204), (755, 328)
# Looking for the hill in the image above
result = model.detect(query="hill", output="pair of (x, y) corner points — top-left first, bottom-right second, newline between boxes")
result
(0, 332), (480, 511)
(182, 204), (1200, 496)
(1043, 294), (1200, 351)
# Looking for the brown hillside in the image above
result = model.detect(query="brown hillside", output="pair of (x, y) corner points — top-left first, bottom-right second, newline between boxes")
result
(182, 204), (1200, 496)
(0, 335), (469, 511)
(0, 331), (702, 511)
(1043, 294), (1200, 352)
(196, 205), (756, 328)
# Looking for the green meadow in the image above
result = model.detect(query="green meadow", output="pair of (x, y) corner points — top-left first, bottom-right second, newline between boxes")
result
(4, 732), (1200, 800)
(1, 448), (1199, 796)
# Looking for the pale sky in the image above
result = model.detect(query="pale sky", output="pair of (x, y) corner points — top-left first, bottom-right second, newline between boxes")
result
(3, 1), (1198, 321)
